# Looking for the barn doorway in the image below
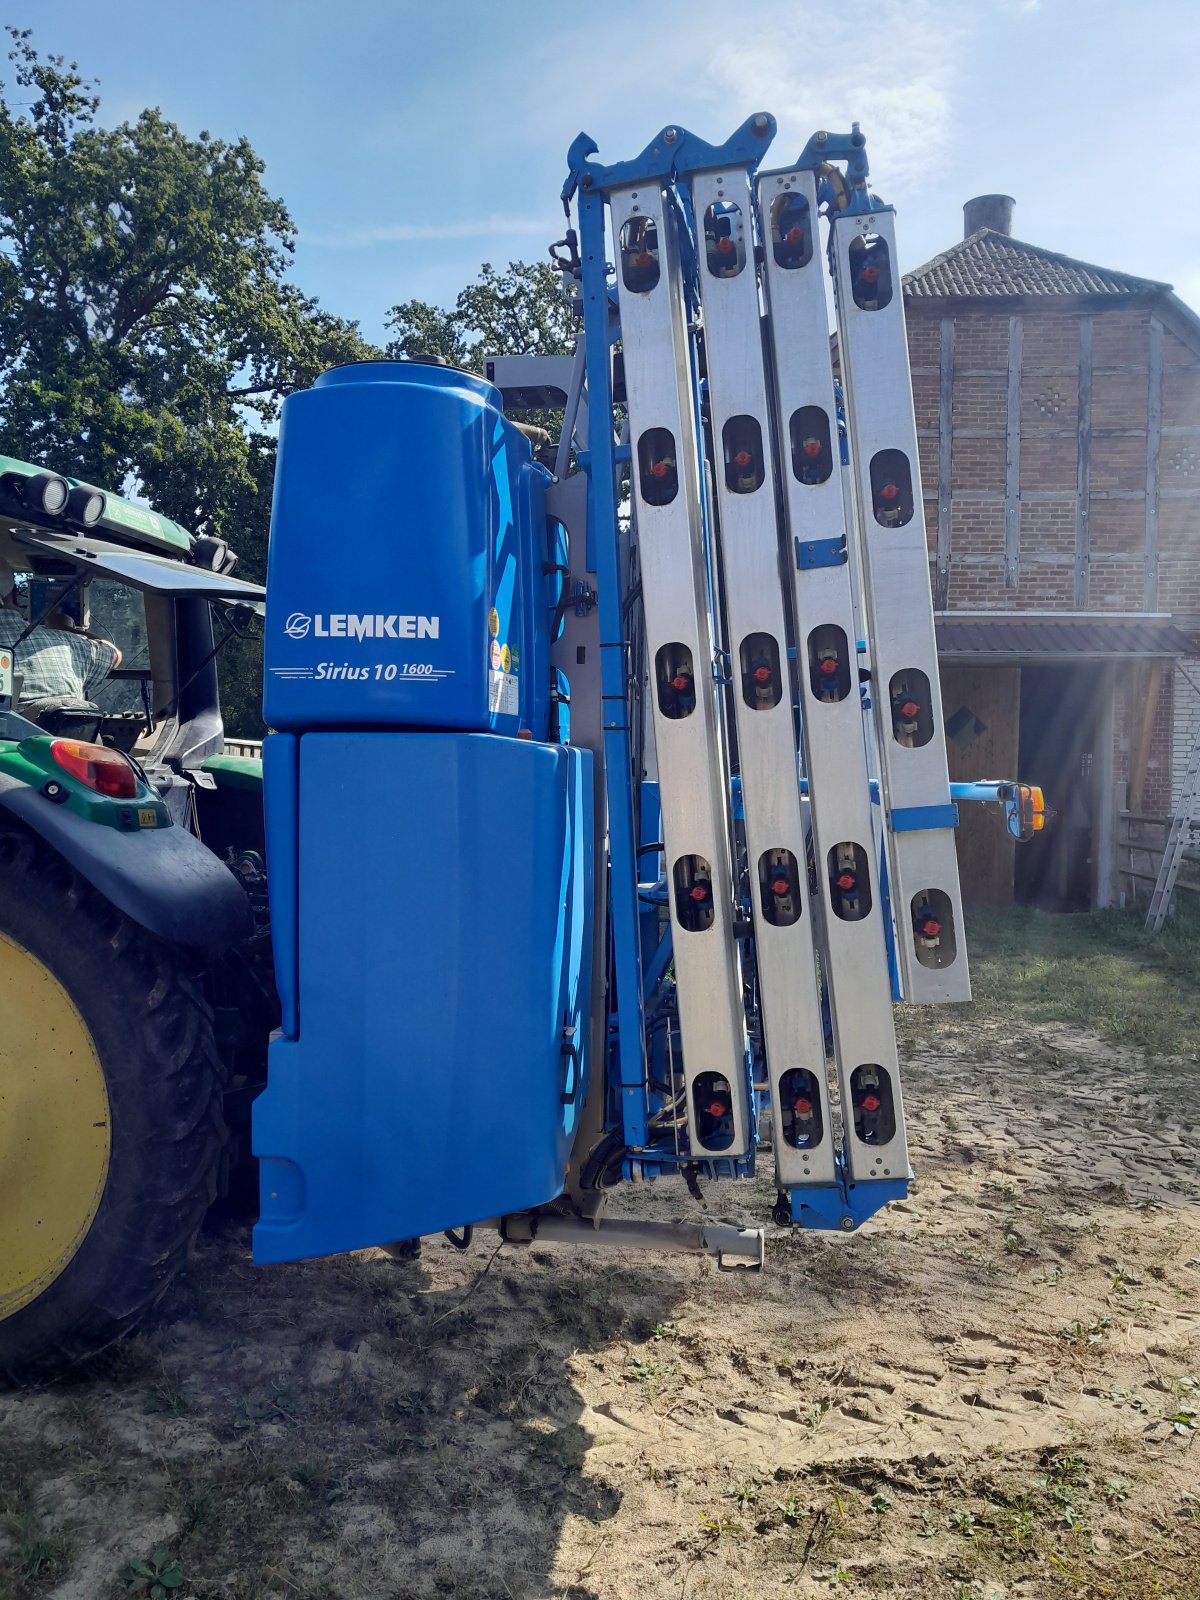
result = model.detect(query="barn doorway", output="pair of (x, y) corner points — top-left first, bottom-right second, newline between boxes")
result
(941, 659), (1114, 912)
(1014, 664), (1106, 911)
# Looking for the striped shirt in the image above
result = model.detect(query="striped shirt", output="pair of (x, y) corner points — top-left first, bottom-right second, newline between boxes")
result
(0, 610), (119, 704)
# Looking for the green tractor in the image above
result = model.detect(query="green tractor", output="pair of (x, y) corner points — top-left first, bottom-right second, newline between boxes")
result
(0, 458), (273, 1383)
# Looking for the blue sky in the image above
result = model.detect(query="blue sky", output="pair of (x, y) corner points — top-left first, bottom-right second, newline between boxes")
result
(17, 0), (1200, 342)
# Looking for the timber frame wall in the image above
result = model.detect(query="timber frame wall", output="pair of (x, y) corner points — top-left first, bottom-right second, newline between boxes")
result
(909, 296), (1200, 817)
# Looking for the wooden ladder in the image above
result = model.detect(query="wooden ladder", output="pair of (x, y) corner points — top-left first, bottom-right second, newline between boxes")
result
(1146, 726), (1200, 932)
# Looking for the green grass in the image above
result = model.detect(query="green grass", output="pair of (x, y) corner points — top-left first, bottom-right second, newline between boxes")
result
(957, 902), (1200, 1058)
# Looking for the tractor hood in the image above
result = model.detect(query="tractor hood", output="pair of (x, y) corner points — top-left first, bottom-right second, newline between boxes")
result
(12, 528), (265, 604)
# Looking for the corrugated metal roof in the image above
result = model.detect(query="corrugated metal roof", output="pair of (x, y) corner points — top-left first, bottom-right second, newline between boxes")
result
(905, 230), (1169, 301)
(935, 612), (1195, 660)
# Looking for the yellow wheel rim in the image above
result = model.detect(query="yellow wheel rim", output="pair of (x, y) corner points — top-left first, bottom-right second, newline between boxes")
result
(0, 930), (110, 1319)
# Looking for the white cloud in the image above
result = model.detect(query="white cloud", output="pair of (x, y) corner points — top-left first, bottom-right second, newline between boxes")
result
(305, 214), (558, 249)
(700, 0), (967, 192)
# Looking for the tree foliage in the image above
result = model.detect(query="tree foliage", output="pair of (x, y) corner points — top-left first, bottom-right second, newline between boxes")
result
(0, 34), (579, 737)
(0, 30), (378, 732)
(385, 260), (574, 371)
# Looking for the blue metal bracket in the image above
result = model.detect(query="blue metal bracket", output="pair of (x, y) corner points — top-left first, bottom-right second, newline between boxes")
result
(794, 125), (869, 180)
(890, 803), (960, 833)
(576, 443), (630, 471)
(788, 1176), (909, 1231)
(564, 114), (777, 202)
(788, 124), (878, 215)
(571, 581), (597, 617)
(795, 535), (847, 571)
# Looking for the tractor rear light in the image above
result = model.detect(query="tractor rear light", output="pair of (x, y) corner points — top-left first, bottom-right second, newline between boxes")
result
(50, 739), (139, 799)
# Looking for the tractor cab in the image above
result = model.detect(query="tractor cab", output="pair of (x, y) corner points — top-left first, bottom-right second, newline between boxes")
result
(0, 457), (264, 818)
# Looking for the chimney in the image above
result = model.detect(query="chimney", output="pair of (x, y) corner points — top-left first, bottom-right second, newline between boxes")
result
(963, 194), (1014, 238)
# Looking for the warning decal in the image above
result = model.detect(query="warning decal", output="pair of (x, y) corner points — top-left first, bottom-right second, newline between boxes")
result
(488, 671), (519, 717)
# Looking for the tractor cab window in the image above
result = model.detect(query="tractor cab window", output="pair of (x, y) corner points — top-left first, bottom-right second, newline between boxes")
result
(2, 572), (151, 726)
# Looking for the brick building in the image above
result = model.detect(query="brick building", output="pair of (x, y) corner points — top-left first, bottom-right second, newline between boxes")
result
(905, 197), (1200, 909)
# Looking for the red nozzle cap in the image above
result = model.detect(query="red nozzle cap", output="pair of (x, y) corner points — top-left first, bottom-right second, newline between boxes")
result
(900, 699), (919, 718)
(689, 885), (710, 902)
(650, 460), (670, 479)
(793, 1097), (813, 1116)
(921, 918), (941, 937)
(671, 673), (690, 691)
(716, 237), (734, 253)
(734, 450), (752, 467)
(771, 877), (790, 896)
(802, 438), (822, 457)
(861, 264), (880, 283)
(635, 251), (654, 267)
(786, 227), (805, 244)
(880, 482), (899, 501)
(836, 871), (856, 890)
(862, 1093), (881, 1111)
(707, 1100), (728, 1116)
(753, 664), (772, 683)
(819, 657), (839, 675)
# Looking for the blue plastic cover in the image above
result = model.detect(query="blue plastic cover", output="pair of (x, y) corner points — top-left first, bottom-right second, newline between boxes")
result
(263, 362), (550, 738)
(254, 732), (593, 1263)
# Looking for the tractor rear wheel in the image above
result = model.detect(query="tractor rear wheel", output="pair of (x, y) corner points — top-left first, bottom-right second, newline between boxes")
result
(0, 831), (225, 1384)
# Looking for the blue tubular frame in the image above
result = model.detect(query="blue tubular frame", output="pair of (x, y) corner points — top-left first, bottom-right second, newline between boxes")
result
(576, 188), (649, 1149)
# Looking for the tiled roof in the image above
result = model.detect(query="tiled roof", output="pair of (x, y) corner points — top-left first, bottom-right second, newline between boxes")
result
(935, 612), (1195, 660)
(905, 230), (1170, 301)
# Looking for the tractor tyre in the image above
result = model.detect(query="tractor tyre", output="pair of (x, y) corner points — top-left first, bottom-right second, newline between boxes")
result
(0, 830), (225, 1385)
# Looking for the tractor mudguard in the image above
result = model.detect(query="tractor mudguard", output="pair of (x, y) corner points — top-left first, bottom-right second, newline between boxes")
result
(0, 773), (252, 951)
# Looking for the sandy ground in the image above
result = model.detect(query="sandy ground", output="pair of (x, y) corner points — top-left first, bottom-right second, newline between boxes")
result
(2, 1012), (1198, 1600)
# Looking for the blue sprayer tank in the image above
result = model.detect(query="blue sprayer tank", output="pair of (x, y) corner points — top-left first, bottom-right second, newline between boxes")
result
(263, 361), (549, 738)
(255, 362), (593, 1264)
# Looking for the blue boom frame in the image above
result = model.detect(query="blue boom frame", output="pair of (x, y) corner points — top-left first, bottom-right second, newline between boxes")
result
(559, 117), (1043, 1229)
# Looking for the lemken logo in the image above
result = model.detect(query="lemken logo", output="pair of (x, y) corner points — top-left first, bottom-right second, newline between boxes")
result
(283, 613), (440, 642)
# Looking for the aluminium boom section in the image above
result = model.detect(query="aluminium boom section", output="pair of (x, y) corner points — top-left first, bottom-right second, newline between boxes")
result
(756, 164), (910, 1189)
(829, 205), (971, 1004)
(687, 165), (834, 1188)
(608, 179), (750, 1155)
